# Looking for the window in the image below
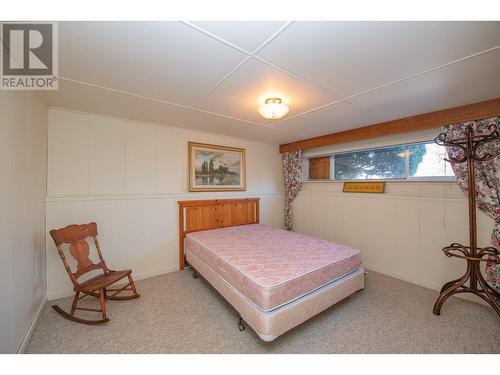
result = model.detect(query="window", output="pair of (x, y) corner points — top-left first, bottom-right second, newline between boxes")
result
(407, 142), (455, 178)
(334, 145), (406, 180)
(305, 141), (454, 181)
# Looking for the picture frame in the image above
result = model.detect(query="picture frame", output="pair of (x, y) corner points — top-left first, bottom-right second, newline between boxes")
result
(188, 142), (246, 192)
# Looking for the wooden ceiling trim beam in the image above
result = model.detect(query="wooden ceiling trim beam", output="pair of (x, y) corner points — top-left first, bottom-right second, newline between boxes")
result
(279, 98), (500, 153)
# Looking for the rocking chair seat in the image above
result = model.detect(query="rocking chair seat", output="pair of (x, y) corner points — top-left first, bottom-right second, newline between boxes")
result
(78, 269), (132, 292)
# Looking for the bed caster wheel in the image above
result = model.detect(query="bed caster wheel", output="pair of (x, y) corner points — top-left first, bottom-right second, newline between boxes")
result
(192, 269), (199, 279)
(237, 314), (245, 331)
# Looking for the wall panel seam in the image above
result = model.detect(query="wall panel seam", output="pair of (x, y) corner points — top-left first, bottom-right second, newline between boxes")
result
(45, 191), (283, 202)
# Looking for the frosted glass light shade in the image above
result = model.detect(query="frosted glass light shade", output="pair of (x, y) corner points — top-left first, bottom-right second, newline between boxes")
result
(258, 97), (289, 119)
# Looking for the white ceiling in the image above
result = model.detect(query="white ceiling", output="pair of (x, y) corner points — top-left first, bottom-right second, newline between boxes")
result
(37, 21), (500, 144)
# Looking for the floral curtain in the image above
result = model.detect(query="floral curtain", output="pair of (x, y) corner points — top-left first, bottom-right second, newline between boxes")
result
(282, 150), (303, 231)
(442, 117), (500, 292)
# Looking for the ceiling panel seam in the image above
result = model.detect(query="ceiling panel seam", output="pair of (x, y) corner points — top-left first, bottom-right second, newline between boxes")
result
(56, 76), (307, 137)
(251, 21), (295, 55)
(186, 21), (295, 107)
(189, 56), (251, 107)
(181, 20), (349, 101)
(271, 44), (500, 125)
(179, 21), (252, 55)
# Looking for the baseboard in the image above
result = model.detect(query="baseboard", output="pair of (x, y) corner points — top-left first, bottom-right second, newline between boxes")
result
(364, 265), (430, 289)
(364, 265), (488, 306)
(47, 265), (179, 301)
(17, 295), (47, 354)
(134, 266), (179, 283)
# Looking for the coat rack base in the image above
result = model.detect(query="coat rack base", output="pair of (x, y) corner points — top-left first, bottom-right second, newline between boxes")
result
(433, 242), (500, 317)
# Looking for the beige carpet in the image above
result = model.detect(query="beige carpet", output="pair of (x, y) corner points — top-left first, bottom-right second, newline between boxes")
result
(26, 270), (500, 353)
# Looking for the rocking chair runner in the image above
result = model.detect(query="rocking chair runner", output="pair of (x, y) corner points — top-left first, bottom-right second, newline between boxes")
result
(50, 222), (140, 325)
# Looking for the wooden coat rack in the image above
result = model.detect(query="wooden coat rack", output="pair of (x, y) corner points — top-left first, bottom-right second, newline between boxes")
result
(433, 123), (500, 317)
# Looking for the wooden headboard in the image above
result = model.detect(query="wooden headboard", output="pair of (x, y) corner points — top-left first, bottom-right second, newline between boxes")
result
(178, 198), (260, 270)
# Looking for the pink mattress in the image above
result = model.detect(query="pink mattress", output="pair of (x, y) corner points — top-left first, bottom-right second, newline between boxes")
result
(185, 224), (362, 311)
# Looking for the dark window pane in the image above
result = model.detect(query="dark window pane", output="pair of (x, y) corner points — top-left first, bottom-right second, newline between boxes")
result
(334, 146), (406, 180)
(408, 142), (454, 177)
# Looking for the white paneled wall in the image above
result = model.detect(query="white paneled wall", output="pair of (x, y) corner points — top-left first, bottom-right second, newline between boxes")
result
(47, 109), (89, 195)
(126, 122), (157, 194)
(294, 182), (494, 295)
(89, 116), (127, 194)
(0, 91), (47, 353)
(46, 107), (284, 299)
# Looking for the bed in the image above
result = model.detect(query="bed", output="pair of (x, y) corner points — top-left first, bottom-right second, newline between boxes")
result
(178, 198), (364, 341)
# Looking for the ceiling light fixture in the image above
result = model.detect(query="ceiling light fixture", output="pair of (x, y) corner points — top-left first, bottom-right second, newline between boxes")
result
(258, 97), (289, 119)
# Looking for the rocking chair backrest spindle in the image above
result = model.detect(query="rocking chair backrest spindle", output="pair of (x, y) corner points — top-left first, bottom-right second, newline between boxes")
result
(50, 222), (109, 287)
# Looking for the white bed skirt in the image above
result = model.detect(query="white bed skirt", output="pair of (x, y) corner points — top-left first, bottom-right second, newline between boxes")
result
(187, 249), (365, 341)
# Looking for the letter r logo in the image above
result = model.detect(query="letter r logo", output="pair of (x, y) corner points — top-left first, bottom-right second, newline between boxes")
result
(2, 23), (53, 75)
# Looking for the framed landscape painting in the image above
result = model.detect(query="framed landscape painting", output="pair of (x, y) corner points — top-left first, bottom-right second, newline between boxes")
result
(188, 142), (246, 192)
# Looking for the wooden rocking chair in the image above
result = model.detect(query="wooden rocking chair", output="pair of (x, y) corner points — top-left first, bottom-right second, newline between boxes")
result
(49, 222), (140, 325)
